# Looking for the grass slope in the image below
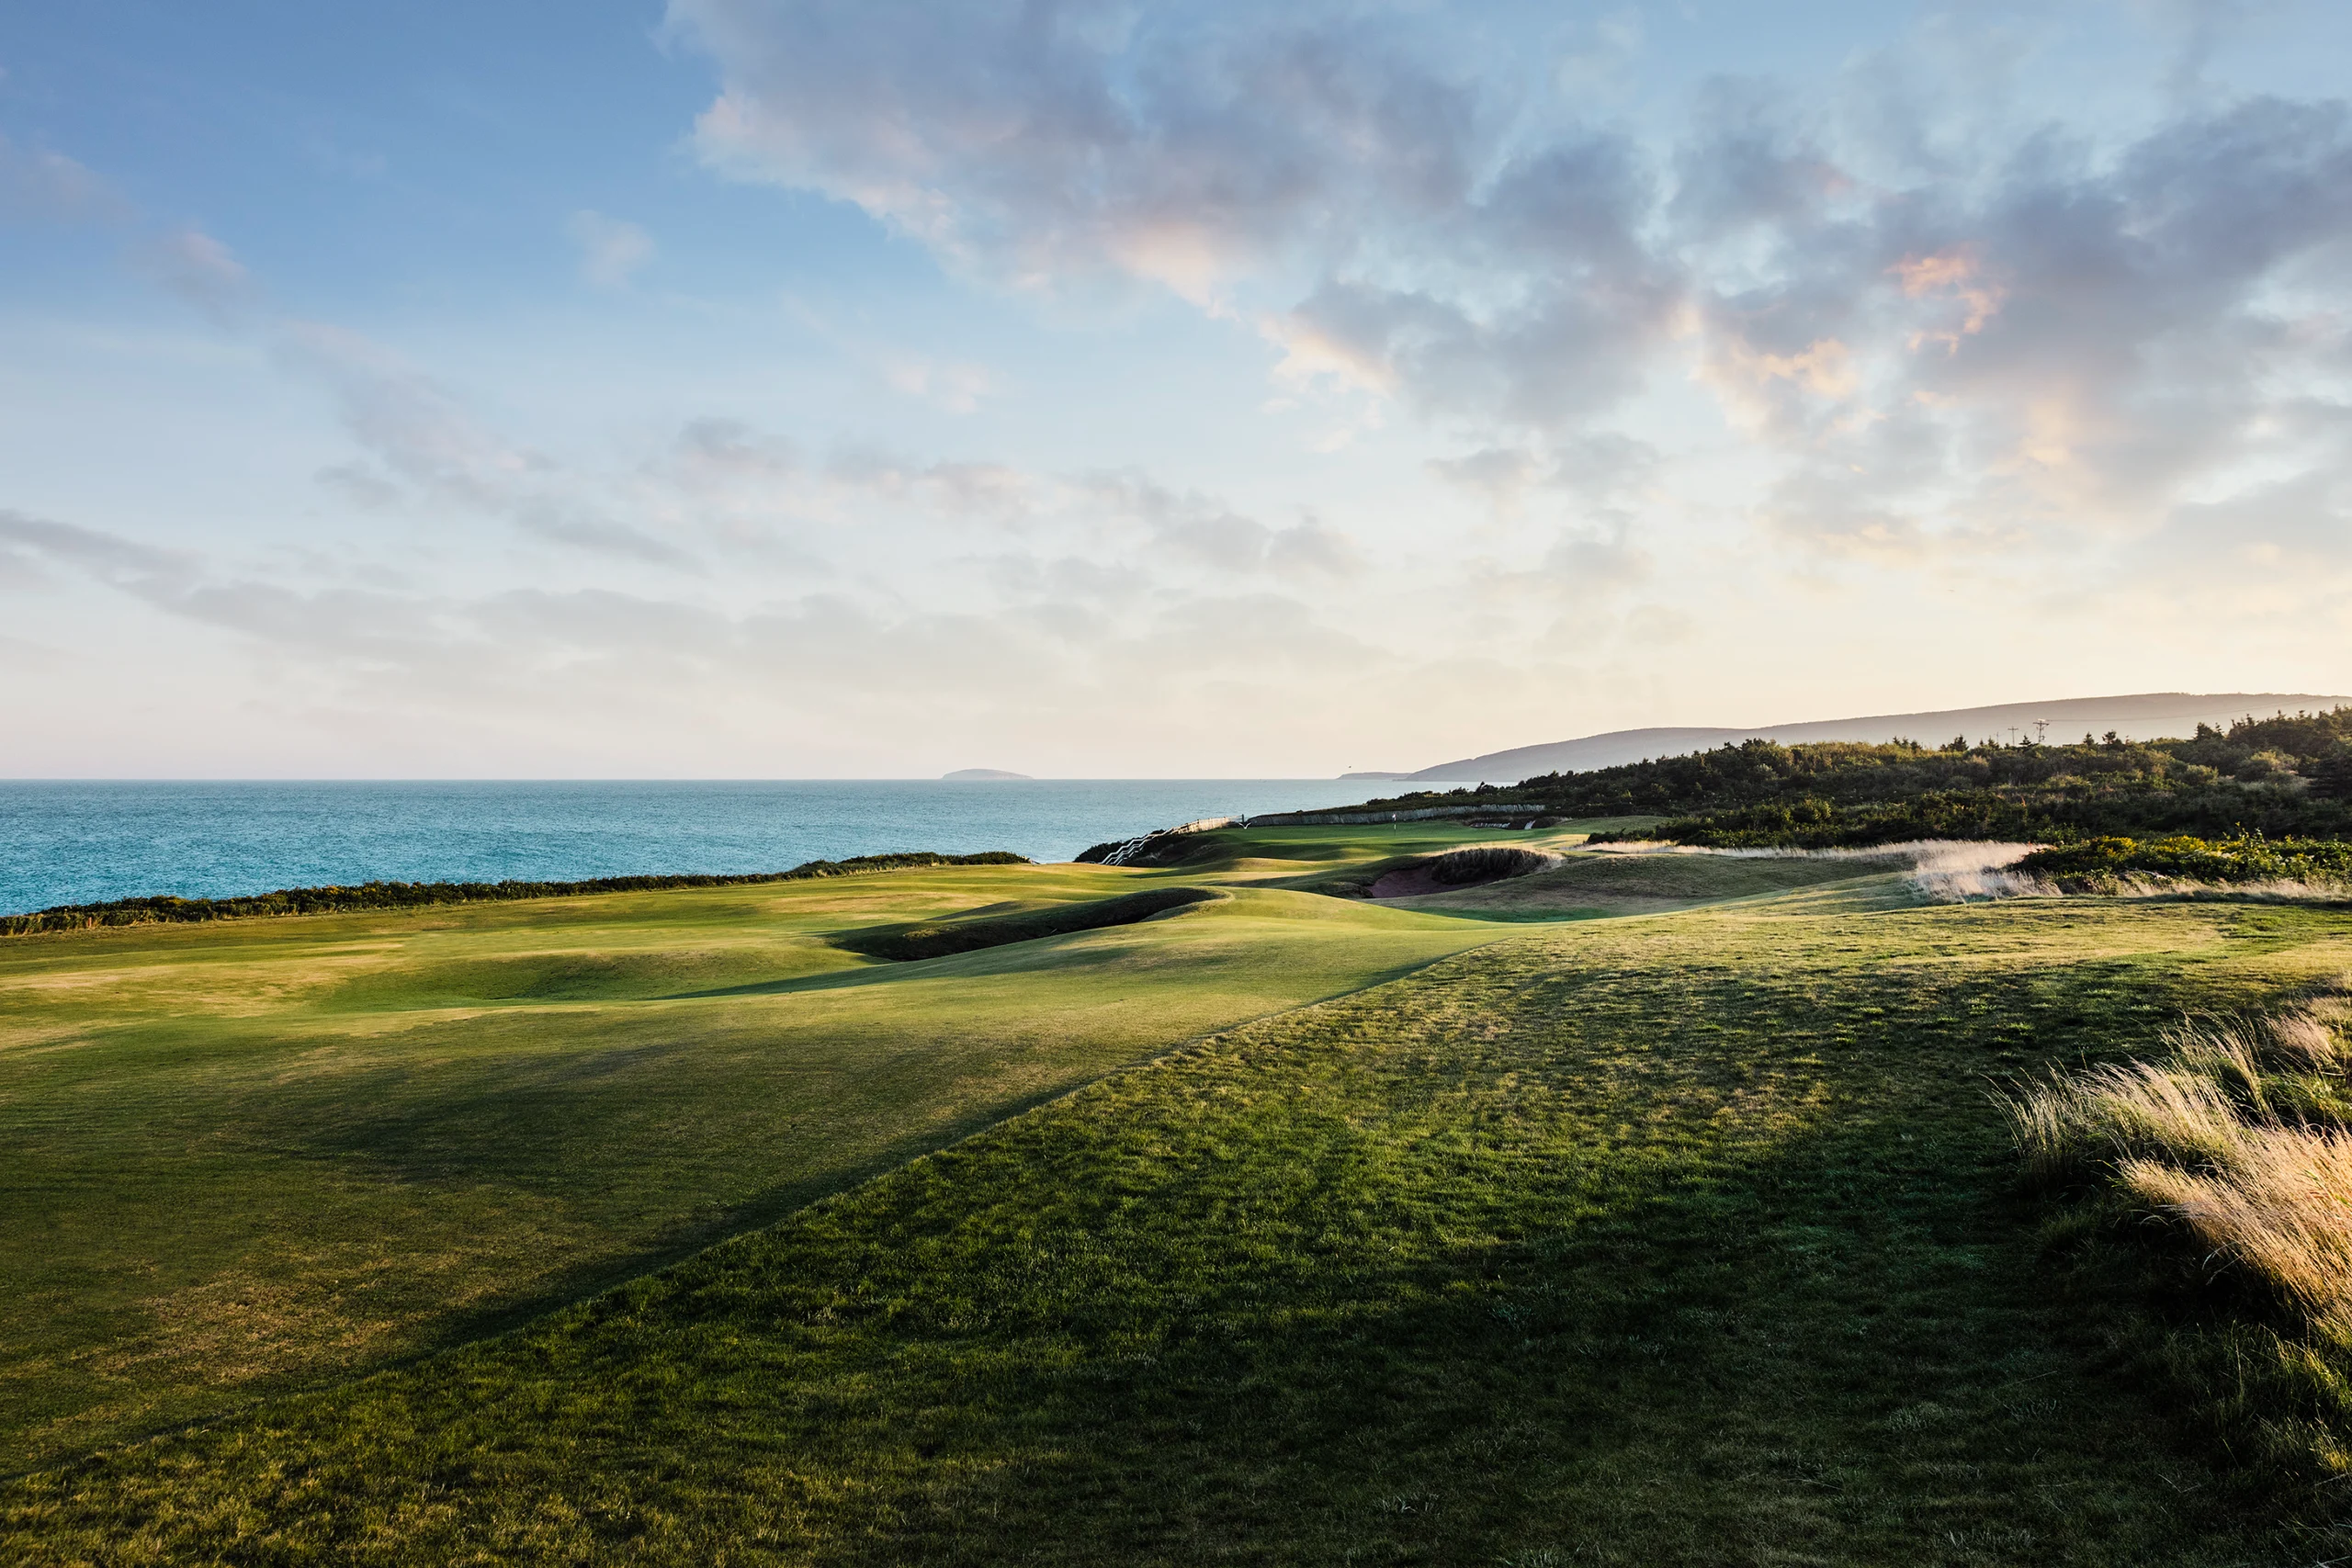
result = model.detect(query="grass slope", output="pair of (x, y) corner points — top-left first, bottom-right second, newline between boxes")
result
(1376, 848), (1907, 918)
(0, 859), (1497, 1472)
(833, 886), (1221, 961)
(11, 887), (2350, 1562)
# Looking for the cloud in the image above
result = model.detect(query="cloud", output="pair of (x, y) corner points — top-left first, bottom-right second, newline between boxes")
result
(668, 417), (800, 487)
(1668, 77), (1849, 239)
(1430, 434), (1661, 517)
(0, 135), (121, 224)
(21, 7), (2352, 772)
(0, 501), (1418, 774)
(2147, 468), (2352, 579)
(1544, 525), (1652, 594)
(823, 445), (1035, 525)
(87, 203), (697, 570)
(670, 1), (2352, 594)
(1428, 446), (1542, 511)
(275, 320), (695, 566)
(141, 226), (254, 321)
(1071, 470), (1363, 579)
(566, 209), (655, 287)
(671, 0), (1485, 300)
(881, 355), (994, 412)
(0, 510), (192, 597)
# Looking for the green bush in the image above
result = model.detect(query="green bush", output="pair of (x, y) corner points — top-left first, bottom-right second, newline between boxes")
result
(2309, 742), (2352, 802)
(2018, 836), (2352, 890)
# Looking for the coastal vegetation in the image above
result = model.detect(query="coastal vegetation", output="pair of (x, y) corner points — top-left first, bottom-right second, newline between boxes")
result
(1335, 708), (2352, 851)
(2020, 836), (2352, 893)
(0, 852), (1032, 938)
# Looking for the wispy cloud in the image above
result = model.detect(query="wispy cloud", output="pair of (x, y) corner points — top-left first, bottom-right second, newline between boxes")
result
(0, 135), (122, 224)
(565, 209), (655, 287)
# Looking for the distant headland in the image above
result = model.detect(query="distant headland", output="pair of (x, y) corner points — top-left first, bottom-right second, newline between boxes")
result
(942, 768), (1033, 781)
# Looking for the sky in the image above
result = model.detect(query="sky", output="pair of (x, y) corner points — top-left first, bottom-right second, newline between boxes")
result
(4, 1), (2352, 778)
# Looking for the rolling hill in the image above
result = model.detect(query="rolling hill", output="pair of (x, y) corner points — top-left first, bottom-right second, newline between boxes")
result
(1375, 692), (2351, 783)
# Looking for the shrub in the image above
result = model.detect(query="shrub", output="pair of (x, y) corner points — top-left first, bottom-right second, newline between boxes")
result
(2018, 835), (2352, 893)
(2311, 743), (2352, 803)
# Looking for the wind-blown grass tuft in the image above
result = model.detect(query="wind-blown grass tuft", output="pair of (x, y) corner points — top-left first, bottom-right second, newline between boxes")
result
(2005, 994), (2352, 1494)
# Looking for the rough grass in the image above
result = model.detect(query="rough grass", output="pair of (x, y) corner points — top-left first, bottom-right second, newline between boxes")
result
(9, 888), (2351, 1563)
(2000, 996), (2352, 1491)
(0, 858), (1499, 1472)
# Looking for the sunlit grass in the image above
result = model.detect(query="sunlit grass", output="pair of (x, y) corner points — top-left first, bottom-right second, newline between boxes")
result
(0, 858), (1502, 1470)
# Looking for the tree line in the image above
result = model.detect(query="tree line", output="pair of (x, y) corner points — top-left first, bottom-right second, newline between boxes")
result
(1338, 708), (2352, 849)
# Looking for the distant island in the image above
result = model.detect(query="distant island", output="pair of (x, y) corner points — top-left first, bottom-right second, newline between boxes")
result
(942, 768), (1032, 781)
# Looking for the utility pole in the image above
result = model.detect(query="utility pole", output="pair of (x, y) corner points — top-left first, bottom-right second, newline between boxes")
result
(2033, 719), (2049, 746)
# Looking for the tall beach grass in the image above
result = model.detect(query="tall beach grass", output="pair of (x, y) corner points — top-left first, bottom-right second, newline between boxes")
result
(2000, 992), (2352, 1496)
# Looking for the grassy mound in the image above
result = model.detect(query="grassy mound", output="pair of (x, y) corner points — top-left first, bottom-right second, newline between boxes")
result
(10, 894), (2349, 1562)
(1378, 849), (1905, 916)
(835, 886), (1220, 962)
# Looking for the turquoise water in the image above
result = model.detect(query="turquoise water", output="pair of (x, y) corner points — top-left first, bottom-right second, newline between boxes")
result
(0, 780), (1385, 915)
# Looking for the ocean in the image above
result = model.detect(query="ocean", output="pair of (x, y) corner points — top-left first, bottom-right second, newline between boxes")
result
(0, 779), (1391, 915)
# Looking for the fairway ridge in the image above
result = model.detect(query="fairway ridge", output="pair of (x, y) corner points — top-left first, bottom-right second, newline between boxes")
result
(6, 842), (2349, 1561)
(833, 885), (1223, 961)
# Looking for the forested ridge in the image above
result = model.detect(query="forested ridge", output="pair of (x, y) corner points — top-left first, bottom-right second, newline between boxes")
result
(1345, 708), (2352, 849)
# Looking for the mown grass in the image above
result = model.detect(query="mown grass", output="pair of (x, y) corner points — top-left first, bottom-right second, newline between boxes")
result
(10, 883), (2352, 1562)
(0, 856), (1503, 1471)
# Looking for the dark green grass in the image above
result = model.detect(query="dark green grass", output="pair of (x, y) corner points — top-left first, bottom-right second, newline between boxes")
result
(11, 895), (2348, 1562)
(833, 886), (1222, 961)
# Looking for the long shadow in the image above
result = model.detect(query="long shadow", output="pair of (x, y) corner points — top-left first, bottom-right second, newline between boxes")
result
(580, 947), (2287, 1564)
(659, 896), (1489, 1000)
(657, 931), (1163, 999)
(6, 937), (2305, 1562)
